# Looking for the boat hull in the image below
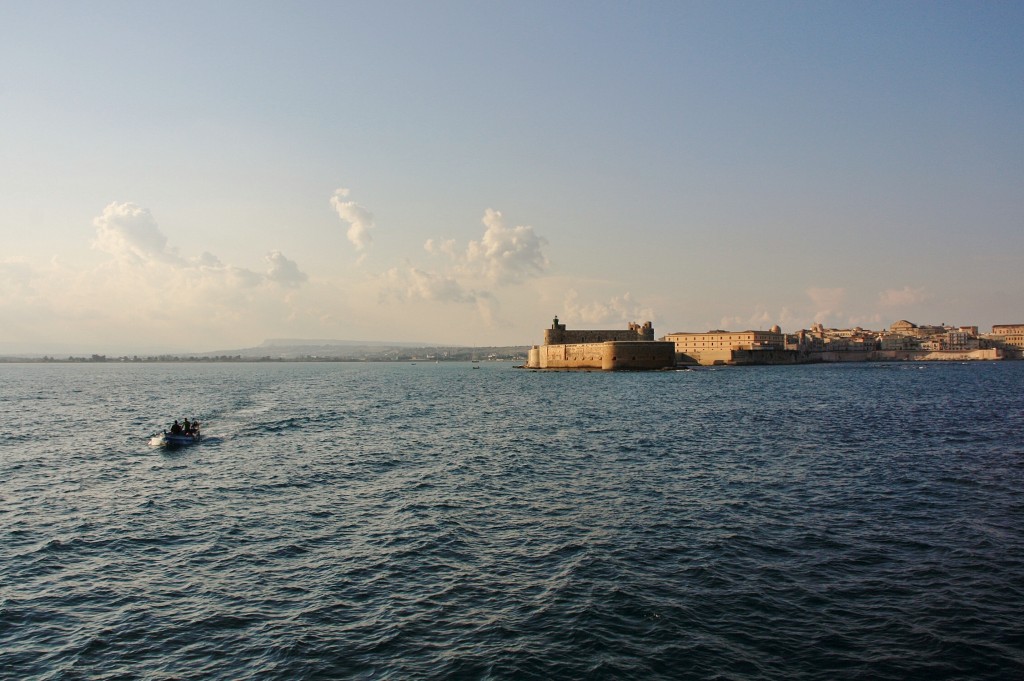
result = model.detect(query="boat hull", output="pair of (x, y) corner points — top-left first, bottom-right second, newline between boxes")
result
(154, 432), (201, 447)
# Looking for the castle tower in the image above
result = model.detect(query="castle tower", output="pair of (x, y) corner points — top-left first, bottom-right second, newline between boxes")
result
(544, 315), (567, 345)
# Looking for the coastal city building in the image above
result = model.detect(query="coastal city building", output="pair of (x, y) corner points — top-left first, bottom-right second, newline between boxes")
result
(663, 328), (785, 366)
(990, 324), (1024, 354)
(790, 320), (1007, 361)
(522, 317), (1019, 369)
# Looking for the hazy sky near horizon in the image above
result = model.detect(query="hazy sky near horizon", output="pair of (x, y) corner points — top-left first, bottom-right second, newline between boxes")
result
(2, 1), (1022, 353)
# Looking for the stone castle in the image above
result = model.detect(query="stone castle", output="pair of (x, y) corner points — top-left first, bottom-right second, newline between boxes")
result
(526, 317), (675, 371)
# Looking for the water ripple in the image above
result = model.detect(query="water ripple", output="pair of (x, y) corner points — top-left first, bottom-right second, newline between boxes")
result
(1, 362), (1023, 679)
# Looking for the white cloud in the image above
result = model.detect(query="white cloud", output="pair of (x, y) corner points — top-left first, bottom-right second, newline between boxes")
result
(561, 289), (653, 326)
(224, 264), (265, 289)
(371, 203), (556, 337)
(465, 209), (548, 284)
(375, 265), (505, 336)
(423, 238), (457, 258)
(383, 266), (476, 304)
(379, 208), (551, 329)
(407, 267), (474, 303)
(878, 285), (927, 307)
(92, 201), (178, 264)
(415, 209), (549, 314)
(330, 187), (375, 251)
(88, 202), (307, 291)
(195, 252), (223, 268)
(4, 197), (561, 352)
(265, 250), (308, 288)
(0, 201), (317, 350)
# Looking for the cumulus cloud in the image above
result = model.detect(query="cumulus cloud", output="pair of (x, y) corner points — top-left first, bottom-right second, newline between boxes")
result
(561, 289), (653, 326)
(2, 202), (326, 353)
(465, 209), (548, 284)
(878, 285), (927, 307)
(195, 252), (223, 268)
(330, 188), (375, 251)
(420, 209), (548, 295)
(407, 267), (474, 303)
(377, 264), (503, 335)
(222, 265), (264, 289)
(391, 208), (550, 325)
(92, 202), (178, 264)
(265, 250), (308, 288)
(88, 201), (306, 291)
(423, 238), (457, 258)
(383, 266), (477, 304)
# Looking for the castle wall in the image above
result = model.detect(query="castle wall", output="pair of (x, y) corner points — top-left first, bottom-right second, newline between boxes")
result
(727, 349), (805, 365)
(543, 318), (654, 345)
(674, 348), (801, 366)
(527, 341), (675, 370)
(530, 343), (605, 369)
(601, 341), (676, 370)
(674, 349), (733, 366)
(546, 329), (655, 344)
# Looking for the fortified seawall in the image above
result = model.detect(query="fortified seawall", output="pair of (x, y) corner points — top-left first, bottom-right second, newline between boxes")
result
(803, 348), (1003, 363)
(676, 347), (1005, 366)
(527, 340), (676, 370)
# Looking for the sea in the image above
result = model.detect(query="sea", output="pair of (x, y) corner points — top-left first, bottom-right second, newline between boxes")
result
(1, 360), (1022, 680)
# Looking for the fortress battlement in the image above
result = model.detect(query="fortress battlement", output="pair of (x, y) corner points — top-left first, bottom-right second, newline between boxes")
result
(543, 316), (655, 345)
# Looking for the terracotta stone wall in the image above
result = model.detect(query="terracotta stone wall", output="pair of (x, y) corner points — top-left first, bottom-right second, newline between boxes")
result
(527, 341), (674, 370)
(601, 341), (676, 370)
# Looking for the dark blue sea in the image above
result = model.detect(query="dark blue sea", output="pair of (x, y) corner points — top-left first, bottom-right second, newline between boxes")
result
(2, 361), (1023, 680)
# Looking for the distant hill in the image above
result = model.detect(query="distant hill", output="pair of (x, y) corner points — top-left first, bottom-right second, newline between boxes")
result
(1, 339), (530, 362)
(260, 338), (436, 348)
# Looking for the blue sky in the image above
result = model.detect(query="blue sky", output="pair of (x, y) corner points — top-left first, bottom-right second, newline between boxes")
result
(2, 1), (1022, 353)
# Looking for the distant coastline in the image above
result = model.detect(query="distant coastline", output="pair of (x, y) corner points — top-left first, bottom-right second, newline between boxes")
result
(4, 320), (1022, 366)
(0, 345), (531, 364)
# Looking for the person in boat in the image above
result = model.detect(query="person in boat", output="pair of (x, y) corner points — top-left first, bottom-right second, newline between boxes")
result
(170, 420), (183, 435)
(183, 418), (192, 434)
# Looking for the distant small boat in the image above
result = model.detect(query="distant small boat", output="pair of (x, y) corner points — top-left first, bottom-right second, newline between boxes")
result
(151, 430), (201, 446)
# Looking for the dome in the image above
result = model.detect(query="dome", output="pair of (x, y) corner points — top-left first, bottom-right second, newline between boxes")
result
(770, 325), (782, 334)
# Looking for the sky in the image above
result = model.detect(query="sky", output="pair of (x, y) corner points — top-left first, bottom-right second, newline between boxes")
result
(2, 1), (1022, 354)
